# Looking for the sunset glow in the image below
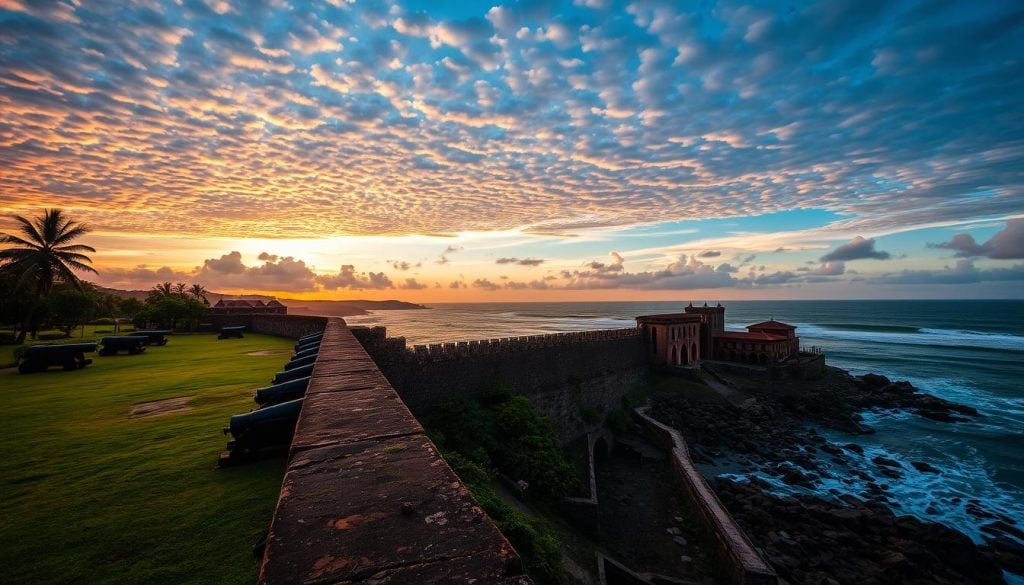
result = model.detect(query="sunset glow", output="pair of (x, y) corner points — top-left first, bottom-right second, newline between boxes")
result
(1, 0), (1022, 300)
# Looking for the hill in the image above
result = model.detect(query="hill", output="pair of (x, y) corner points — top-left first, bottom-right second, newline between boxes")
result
(92, 285), (426, 316)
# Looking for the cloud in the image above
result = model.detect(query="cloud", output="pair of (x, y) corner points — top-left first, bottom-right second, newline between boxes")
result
(436, 245), (463, 265)
(698, 250), (721, 258)
(97, 265), (194, 288)
(399, 277), (428, 290)
(317, 265), (393, 290)
(0, 0), (1019, 244)
(472, 278), (500, 291)
(820, 237), (891, 262)
(198, 251), (319, 291)
(928, 220), (1024, 260)
(867, 260), (1024, 285)
(495, 257), (545, 266)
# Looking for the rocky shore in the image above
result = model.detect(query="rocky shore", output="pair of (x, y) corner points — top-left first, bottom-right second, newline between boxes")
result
(647, 365), (1023, 582)
(717, 478), (1007, 585)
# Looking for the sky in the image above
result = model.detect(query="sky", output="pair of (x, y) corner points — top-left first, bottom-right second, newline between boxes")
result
(1, 0), (1022, 302)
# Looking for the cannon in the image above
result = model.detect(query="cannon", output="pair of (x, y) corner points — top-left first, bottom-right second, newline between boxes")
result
(283, 354), (317, 371)
(254, 376), (311, 407)
(18, 343), (97, 374)
(220, 398), (304, 465)
(294, 339), (321, 352)
(272, 363), (314, 384)
(292, 345), (319, 359)
(298, 331), (323, 343)
(100, 336), (147, 356)
(129, 330), (172, 346)
(218, 325), (245, 339)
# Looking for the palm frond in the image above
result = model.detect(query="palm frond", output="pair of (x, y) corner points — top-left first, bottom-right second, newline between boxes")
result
(53, 224), (92, 246)
(13, 215), (45, 245)
(53, 244), (97, 253)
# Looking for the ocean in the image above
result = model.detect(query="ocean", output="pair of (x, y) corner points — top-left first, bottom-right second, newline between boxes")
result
(346, 300), (1024, 557)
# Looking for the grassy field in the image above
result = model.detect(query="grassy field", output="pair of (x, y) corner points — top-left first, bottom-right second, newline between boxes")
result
(0, 332), (294, 585)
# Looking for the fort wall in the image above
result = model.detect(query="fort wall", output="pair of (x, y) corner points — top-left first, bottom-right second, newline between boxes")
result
(258, 318), (530, 584)
(210, 314), (328, 339)
(359, 328), (650, 443)
(634, 407), (778, 585)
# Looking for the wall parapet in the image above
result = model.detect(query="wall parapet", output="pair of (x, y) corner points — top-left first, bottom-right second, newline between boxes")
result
(405, 327), (640, 362)
(209, 313), (328, 339)
(634, 407), (778, 585)
(257, 318), (529, 584)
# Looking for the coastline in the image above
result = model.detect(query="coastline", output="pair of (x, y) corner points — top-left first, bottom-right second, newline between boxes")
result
(648, 365), (1023, 582)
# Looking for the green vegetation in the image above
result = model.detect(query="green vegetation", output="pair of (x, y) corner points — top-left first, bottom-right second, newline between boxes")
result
(430, 386), (577, 499)
(428, 386), (576, 584)
(444, 451), (565, 585)
(0, 332), (292, 585)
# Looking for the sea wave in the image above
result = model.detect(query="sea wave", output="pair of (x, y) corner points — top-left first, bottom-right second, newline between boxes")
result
(798, 323), (1024, 352)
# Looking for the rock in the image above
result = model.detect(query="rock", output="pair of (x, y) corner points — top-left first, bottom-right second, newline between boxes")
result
(843, 443), (865, 455)
(872, 456), (902, 469)
(859, 373), (891, 388)
(673, 536), (688, 547)
(911, 461), (940, 474)
(666, 527), (681, 536)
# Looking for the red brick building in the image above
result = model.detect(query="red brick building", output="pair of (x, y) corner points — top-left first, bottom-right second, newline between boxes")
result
(636, 303), (799, 366)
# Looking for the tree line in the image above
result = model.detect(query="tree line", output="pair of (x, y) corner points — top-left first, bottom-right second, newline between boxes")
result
(0, 209), (213, 343)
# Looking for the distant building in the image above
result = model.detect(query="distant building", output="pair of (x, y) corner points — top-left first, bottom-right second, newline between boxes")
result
(636, 303), (799, 366)
(210, 299), (287, 316)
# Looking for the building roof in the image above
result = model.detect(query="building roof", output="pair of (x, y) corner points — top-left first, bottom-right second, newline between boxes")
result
(714, 331), (788, 342)
(747, 320), (796, 330)
(214, 299), (268, 308)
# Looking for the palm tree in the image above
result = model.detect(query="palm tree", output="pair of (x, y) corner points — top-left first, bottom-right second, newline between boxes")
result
(172, 282), (188, 297)
(148, 281), (174, 302)
(0, 209), (97, 342)
(188, 283), (209, 305)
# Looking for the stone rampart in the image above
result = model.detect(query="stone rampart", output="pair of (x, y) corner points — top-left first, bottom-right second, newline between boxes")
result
(363, 328), (649, 443)
(634, 407), (777, 585)
(209, 314), (328, 339)
(258, 318), (530, 584)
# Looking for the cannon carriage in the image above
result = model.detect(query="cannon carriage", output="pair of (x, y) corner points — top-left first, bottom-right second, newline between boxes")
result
(219, 398), (304, 465)
(254, 376), (311, 407)
(128, 330), (172, 346)
(218, 325), (246, 339)
(17, 343), (97, 374)
(99, 336), (147, 356)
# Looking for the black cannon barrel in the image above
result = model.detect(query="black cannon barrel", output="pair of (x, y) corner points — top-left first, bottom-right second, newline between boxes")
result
(128, 330), (171, 345)
(294, 339), (321, 352)
(23, 343), (98, 357)
(218, 325), (246, 339)
(100, 336), (147, 355)
(283, 354), (317, 370)
(298, 331), (323, 342)
(19, 343), (98, 374)
(254, 376), (311, 407)
(292, 346), (319, 359)
(272, 363), (314, 384)
(226, 398), (304, 450)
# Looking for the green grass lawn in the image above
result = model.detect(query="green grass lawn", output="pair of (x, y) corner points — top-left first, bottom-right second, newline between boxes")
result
(0, 333), (295, 585)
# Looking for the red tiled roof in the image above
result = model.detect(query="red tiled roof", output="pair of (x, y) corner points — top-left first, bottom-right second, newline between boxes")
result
(714, 331), (787, 342)
(747, 320), (796, 330)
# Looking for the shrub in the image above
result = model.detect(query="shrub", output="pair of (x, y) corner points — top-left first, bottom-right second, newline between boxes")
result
(430, 391), (578, 500)
(93, 318), (116, 325)
(444, 452), (564, 585)
(0, 331), (16, 345)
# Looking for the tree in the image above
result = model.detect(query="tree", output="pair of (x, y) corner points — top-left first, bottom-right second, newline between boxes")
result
(119, 297), (145, 322)
(47, 288), (97, 337)
(148, 282), (174, 303)
(172, 282), (187, 297)
(0, 209), (97, 342)
(188, 283), (209, 305)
